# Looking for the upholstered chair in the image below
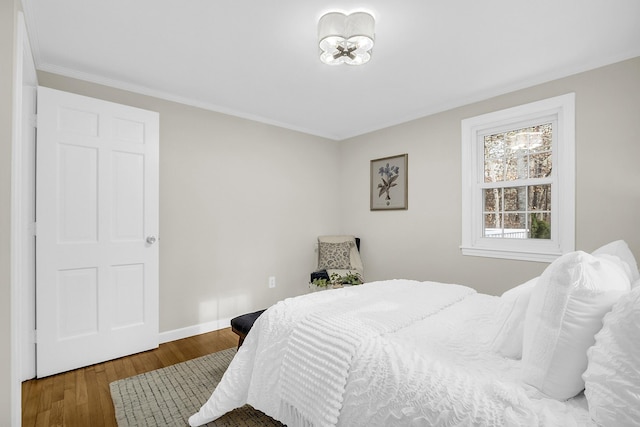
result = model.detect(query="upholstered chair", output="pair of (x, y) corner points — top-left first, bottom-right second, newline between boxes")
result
(312, 235), (363, 282)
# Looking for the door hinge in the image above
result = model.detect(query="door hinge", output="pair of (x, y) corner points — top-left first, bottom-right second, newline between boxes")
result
(32, 329), (37, 344)
(30, 114), (37, 128)
(32, 222), (37, 236)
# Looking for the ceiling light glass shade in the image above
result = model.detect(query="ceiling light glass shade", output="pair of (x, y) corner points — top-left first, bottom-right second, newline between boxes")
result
(318, 12), (375, 65)
(510, 131), (543, 150)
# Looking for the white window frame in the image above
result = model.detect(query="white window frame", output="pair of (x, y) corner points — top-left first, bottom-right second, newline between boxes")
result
(461, 93), (575, 262)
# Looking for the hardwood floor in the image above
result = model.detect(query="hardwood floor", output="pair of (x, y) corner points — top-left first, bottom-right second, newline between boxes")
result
(22, 327), (238, 427)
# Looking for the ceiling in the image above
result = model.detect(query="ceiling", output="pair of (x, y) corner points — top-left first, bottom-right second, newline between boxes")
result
(22, 0), (640, 140)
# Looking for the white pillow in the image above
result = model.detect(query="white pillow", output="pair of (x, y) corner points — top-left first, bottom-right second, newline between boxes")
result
(521, 251), (631, 400)
(583, 286), (640, 426)
(491, 278), (537, 359)
(592, 240), (639, 283)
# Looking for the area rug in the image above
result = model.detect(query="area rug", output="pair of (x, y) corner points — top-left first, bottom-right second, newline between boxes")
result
(109, 347), (284, 426)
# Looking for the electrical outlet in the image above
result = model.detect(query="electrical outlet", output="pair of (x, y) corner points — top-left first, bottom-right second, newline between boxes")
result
(268, 276), (276, 288)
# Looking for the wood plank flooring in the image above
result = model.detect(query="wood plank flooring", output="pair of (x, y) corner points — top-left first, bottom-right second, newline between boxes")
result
(22, 327), (238, 427)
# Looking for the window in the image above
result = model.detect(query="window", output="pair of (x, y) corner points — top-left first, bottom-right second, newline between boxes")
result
(461, 94), (575, 262)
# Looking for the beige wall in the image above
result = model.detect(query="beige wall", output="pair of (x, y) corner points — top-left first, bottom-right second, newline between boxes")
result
(1, 0), (16, 424)
(38, 72), (343, 333)
(38, 57), (640, 332)
(340, 57), (640, 296)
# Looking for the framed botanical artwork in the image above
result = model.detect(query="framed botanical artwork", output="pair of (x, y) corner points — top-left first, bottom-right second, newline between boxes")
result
(370, 154), (408, 210)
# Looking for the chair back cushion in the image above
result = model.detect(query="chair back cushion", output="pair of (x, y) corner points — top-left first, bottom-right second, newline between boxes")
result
(317, 235), (364, 277)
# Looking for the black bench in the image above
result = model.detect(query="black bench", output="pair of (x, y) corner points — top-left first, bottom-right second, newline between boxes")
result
(230, 309), (266, 349)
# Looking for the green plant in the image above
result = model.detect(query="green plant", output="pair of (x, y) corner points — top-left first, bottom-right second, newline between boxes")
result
(310, 271), (364, 289)
(339, 271), (364, 285)
(310, 277), (329, 287)
(530, 215), (551, 239)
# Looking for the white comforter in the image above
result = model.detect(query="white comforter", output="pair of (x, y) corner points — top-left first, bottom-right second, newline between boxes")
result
(189, 280), (592, 426)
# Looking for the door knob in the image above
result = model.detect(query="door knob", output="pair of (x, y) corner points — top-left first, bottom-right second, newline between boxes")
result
(146, 236), (157, 244)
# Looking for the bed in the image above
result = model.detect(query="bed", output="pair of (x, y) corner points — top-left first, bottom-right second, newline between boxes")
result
(189, 241), (640, 427)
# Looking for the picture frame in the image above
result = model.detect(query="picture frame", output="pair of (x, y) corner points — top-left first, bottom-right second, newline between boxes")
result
(370, 154), (408, 210)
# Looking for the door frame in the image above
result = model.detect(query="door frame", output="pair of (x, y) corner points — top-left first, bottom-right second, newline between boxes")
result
(11, 10), (38, 426)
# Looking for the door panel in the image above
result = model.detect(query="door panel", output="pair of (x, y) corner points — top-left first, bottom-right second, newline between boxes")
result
(58, 143), (98, 242)
(112, 264), (145, 328)
(112, 151), (144, 240)
(57, 268), (99, 338)
(36, 86), (159, 377)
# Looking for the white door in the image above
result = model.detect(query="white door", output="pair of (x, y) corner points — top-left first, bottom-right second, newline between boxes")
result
(36, 86), (159, 377)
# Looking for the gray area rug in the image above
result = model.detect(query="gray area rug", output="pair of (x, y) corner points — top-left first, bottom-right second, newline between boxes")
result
(110, 347), (284, 426)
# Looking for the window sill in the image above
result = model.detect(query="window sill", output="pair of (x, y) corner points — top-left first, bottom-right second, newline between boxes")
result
(460, 245), (562, 263)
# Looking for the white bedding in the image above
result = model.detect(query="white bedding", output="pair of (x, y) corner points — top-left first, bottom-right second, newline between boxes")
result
(189, 280), (593, 426)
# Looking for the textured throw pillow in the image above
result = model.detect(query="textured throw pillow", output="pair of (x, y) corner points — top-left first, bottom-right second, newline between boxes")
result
(583, 286), (640, 426)
(318, 241), (353, 270)
(491, 278), (537, 359)
(521, 251), (631, 400)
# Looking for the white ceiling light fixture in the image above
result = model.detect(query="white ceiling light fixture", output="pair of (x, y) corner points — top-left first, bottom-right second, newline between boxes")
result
(510, 131), (543, 150)
(318, 12), (375, 66)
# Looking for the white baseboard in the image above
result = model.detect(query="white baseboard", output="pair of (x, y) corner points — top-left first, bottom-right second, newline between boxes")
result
(159, 317), (233, 344)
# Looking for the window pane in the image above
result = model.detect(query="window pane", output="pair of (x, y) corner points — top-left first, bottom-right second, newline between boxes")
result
(504, 213), (527, 238)
(483, 136), (505, 182)
(482, 185), (551, 240)
(528, 185), (551, 211)
(483, 188), (502, 212)
(504, 186), (526, 211)
(530, 123), (553, 153)
(509, 131), (541, 150)
(484, 213), (502, 237)
(484, 123), (553, 182)
(508, 123), (552, 151)
(480, 122), (556, 241)
(484, 157), (504, 182)
(504, 152), (528, 180)
(529, 152), (552, 178)
(529, 213), (551, 239)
